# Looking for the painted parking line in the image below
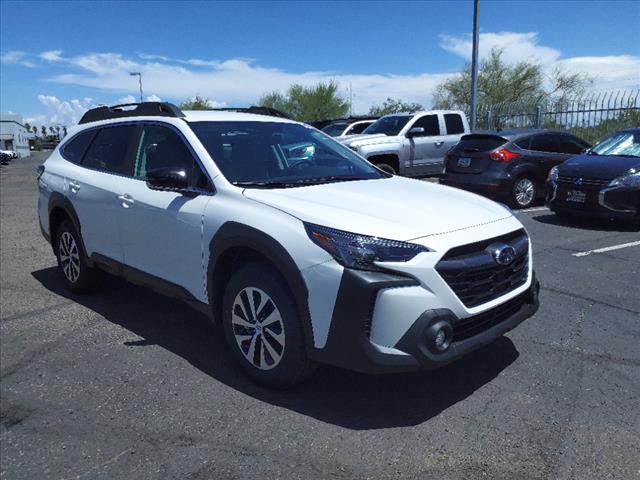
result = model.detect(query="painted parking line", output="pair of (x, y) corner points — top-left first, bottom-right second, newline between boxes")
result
(516, 206), (549, 214)
(573, 240), (640, 257)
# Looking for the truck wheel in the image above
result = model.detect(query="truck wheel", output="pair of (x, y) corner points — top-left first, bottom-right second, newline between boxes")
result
(511, 176), (537, 208)
(222, 263), (316, 388)
(55, 220), (101, 293)
(376, 163), (396, 175)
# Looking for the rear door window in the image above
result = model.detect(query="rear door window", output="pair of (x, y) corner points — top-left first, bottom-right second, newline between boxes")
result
(412, 115), (440, 136)
(444, 114), (465, 135)
(61, 130), (96, 164)
(529, 134), (561, 153)
(82, 125), (136, 175)
(554, 135), (589, 154)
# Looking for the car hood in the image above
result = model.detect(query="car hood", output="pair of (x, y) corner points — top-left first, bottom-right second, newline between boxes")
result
(558, 154), (640, 180)
(243, 176), (513, 241)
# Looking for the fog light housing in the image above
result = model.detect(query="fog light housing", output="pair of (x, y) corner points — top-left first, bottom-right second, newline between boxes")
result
(426, 320), (453, 353)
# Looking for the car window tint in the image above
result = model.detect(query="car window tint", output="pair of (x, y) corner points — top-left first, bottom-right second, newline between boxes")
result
(514, 136), (532, 150)
(444, 114), (464, 135)
(82, 125), (135, 175)
(62, 130), (95, 164)
(456, 135), (507, 152)
(529, 134), (560, 153)
(133, 125), (208, 188)
(412, 115), (440, 136)
(555, 135), (587, 154)
(350, 122), (371, 135)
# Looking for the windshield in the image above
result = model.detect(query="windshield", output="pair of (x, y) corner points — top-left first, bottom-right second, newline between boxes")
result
(321, 123), (348, 137)
(590, 131), (640, 157)
(363, 115), (411, 136)
(190, 121), (386, 187)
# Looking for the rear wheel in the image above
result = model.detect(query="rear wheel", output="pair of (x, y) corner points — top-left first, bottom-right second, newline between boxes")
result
(375, 163), (396, 175)
(222, 263), (316, 388)
(55, 220), (100, 293)
(511, 176), (537, 208)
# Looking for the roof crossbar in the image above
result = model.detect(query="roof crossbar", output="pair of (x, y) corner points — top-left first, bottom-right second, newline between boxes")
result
(78, 102), (185, 124)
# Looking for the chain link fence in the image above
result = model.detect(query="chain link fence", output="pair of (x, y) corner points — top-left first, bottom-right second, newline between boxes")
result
(475, 89), (640, 144)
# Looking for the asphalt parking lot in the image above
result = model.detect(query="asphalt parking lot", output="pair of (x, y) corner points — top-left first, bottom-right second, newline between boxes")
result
(1, 152), (639, 480)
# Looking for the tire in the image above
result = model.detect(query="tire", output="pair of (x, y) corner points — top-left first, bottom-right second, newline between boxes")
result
(54, 220), (101, 293)
(376, 163), (396, 175)
(222, 263), (316, 388)
(510, 176), (537, 208)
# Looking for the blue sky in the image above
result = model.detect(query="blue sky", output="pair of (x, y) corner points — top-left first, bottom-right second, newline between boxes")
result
(1, 0), (639, 125)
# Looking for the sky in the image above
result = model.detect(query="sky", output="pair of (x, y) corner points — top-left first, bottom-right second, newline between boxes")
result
(1, 0), (639, 126)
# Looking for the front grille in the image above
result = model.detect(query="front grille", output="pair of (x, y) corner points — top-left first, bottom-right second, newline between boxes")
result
(557, 176), (609, 189)
(452, 291), (527, 342)
(436, 229), (529, 308)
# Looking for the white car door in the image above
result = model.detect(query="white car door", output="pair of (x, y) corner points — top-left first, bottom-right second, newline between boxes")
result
(408, 114), (447, 175)
(66, 125), (138, 262)
(116, 123), (213, 302)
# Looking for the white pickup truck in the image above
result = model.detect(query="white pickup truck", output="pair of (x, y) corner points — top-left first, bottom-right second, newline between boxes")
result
(339, 110), (470, 176)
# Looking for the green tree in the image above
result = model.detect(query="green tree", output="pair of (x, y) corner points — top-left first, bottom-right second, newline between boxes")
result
(180, 96), (213, 110)
(260, 81), (349, 122)
(368, 98), (424, 116)
(432, 48), (591, 110)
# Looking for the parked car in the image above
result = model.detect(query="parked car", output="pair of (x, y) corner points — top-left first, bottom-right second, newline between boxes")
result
(339, 110), (470, 176)
(0, 151), (11, 165)
(441, 129), (591, 208)
(546, 128), (640, 224)
(38, 102), (539, 388)
(1, 149), (17, 160)
(322, 118), (377, 137)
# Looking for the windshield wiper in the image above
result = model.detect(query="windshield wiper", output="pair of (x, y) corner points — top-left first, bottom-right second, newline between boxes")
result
(296, 175), (370, 185)
(232, 181), (300, 189)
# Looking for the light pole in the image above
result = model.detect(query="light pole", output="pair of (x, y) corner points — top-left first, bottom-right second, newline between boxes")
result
(129, 72), (143, 103)
(469, 0), (480, 131)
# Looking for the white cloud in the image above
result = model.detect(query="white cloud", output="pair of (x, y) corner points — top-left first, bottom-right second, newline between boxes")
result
(39, 50), (63, 62)
(554, 55), (640, 92)
(1, 50), (35, 68)
(146, 94), (162, 102)
(439, 32), (561, 65)
(117, 95), (137, 104)
(25, 95), (94, 126)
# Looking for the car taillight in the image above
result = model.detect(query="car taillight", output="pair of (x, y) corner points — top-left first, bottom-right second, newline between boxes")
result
(490, 148), (521, 162)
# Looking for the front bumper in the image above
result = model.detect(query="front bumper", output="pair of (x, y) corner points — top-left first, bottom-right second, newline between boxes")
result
(312, 269), (540, 374)
(546, 181), (639, 219)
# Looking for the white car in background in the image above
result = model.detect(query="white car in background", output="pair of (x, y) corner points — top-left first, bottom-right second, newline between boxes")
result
(37, 102), (539, 388)
(322, 119), (377, 137)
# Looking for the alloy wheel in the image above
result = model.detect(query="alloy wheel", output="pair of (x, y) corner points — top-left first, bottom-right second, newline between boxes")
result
(59, 231), (80, 283)
(231, 287), (286, 370)
(515, 178), (535, 207)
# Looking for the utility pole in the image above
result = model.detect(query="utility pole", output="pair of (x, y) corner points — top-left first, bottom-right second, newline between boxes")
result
(469, 0), (480, 131)
(129, 72), (144, 103)
(349, 82), (353, 117)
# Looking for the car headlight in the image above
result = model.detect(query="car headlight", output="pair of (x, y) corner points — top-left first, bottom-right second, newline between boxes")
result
(304, 223), (429, 271)
(548, 165), (559, 184)
(608, 171), (640, 187)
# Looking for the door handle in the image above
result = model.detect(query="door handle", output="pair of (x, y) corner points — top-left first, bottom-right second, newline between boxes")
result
(117, 194), (135, 208)
(434, 141), (444, 147)
(69, 181), (80, 193)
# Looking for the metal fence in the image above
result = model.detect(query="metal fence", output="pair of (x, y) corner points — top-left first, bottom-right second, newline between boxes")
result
(475, 89), (640, 143)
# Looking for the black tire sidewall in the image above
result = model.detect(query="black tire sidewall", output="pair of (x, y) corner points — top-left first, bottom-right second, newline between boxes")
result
(221, 263), (312, 388)
(376, 163), (396, 175)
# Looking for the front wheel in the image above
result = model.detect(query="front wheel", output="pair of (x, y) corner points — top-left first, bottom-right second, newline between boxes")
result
(375, 163), (397, 175)
(222, 263), (316, 388)
(511, 176), (537, 208)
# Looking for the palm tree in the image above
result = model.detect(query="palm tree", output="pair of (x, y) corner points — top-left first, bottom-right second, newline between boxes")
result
(62, 126), (68, 137)
(49, 126), (55, 135)
(32, 126), (38, 136)
(41, 125), (47, 137)
(24, 122), (31, 132)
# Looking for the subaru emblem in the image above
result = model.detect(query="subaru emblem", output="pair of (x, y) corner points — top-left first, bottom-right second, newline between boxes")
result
(575, 177), (583, 186)
(491, 243), (516, 266)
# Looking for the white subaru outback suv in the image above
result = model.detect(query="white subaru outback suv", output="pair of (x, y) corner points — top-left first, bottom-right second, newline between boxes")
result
(37, 102), (539, 388)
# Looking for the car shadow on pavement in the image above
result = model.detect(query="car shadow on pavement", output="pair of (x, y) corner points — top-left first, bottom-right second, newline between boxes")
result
(532, 213), (639, 232)
(32, 266), (520, 430)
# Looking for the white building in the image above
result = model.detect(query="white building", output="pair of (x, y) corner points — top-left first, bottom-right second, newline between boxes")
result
(1, 113), (34, 158)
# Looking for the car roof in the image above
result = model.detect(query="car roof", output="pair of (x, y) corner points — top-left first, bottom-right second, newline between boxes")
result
(465, 128), (572, 140)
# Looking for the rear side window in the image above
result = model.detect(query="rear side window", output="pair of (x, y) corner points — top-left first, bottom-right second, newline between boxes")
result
(530, 134), (562, 153)
(82, 125), (135, 175)
(412, 115), (440, 136)
(554, 135), (589, 154)
(444, 114), (465, 135)
(61, 130), (95, 164)
(348, 122), (371, 135)
(455, 135), (507, 152)
(514, 136), (532, 150)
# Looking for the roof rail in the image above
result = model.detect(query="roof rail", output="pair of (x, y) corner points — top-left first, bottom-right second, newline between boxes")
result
(211, 106), (292, 119)
(78, 102), (185, 124)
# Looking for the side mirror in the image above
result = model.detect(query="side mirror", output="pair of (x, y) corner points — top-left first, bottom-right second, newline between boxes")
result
(146, 167), (190, 193)
(407, 127), (425, 138)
